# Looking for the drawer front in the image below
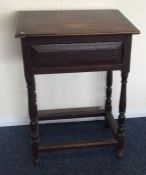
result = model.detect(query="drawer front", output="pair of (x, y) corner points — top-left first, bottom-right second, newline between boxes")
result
(31, 42), (123, 68)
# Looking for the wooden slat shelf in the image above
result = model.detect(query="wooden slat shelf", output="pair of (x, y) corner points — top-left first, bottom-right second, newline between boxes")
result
(38, 107), (105, 121)
(39, 139), (118, 152)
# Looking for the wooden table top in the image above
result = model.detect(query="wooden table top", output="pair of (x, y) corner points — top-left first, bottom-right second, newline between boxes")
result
(15, 10), (140, 38)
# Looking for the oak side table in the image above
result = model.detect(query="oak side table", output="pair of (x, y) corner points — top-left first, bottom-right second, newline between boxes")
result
(15, 10), (140, 164)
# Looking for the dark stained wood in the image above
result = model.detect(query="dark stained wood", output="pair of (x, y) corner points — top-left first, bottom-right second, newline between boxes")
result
(105, 71), (113, 126)
(38, 107), (105, 121)
(32, 42), (123, 68)
(32, 64), (123, 74)
(25, 75), (39, 164)
(116, 72), (128, 158)
(21, 34), (131, 74)
(105, 71), (113, 112)
(122, 35), (132, 72)
(105, 112), (118, 138)
(16, 10), (140, 164)
(15, 10), (140, 38)
(39, 139), (118, 152)
(21, 39), (40, 164)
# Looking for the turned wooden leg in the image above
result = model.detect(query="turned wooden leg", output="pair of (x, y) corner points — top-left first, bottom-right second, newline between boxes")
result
(26, 75), (39, 164)
(116, 71), (128, 158)
(105, 71), (113, 126)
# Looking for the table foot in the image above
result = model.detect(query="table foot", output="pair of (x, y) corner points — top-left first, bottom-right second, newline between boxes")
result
(33, 158), (40, 165)
(116, 150), (124, 159)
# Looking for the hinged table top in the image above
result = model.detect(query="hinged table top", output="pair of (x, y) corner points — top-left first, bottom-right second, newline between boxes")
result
(15, 10), (140, 38)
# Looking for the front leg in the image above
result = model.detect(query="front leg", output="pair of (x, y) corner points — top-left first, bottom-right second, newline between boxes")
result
(116, 71), (128, 158)
(26, 75), (39, 164)
(105, 71), (113, 127)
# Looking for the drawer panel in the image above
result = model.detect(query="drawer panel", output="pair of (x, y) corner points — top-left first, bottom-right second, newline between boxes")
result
(31, 42), (123, 68)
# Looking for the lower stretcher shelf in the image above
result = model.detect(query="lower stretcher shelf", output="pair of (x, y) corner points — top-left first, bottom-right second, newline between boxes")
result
(38, 107), (105, 121)
(39, 139), (118, 152)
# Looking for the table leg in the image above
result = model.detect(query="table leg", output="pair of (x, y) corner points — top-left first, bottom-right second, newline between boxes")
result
(116, 71), (128, 158)
(26, 75), (39, 164)
(105, 71), (113, 126)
